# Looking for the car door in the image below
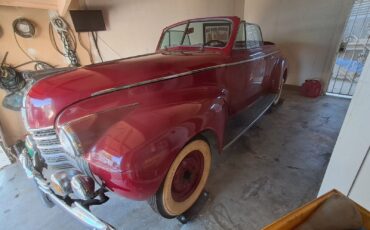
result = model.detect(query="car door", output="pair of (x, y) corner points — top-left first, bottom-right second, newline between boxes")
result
(227, 22), (265, 115)
(245, 23), (266, 99)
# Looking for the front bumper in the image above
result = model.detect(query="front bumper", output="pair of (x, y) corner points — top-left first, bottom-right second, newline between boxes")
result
(20, 151), (115, 230)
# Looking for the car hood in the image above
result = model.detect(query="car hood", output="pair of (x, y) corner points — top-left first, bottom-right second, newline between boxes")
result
(25, 51), (226, 129)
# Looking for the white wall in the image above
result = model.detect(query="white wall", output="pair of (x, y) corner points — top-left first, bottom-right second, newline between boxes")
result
(83, 0), (352, 87)
(243, 0), (354, 86)
(319, 55), (370, 209)
(83, 0), (245, 60)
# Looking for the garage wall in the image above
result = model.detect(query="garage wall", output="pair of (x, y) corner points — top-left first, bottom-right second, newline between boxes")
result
(83, 0), (353, 86)
(0, 4), (91, 146)
(319, 55), (370, 209)
(243, 0), (354, 86)
(83, 0), (245, 60)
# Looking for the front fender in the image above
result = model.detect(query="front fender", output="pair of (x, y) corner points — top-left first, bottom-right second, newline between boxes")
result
(56, 83), (228, 200)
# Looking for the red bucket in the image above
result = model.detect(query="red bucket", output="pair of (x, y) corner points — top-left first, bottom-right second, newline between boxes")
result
(301, 80), (322, 98)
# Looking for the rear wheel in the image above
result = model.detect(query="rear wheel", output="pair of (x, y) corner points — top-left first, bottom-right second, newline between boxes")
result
(148, 139), (211, 218)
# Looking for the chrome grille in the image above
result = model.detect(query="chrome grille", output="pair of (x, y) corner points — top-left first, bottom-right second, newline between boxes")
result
(32, 129), (57, 138)
(31, 128), (74, 170)
(35, 138), (60, 146)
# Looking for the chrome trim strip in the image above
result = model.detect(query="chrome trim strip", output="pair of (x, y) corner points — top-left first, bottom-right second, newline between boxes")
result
(223, 94), (277, 150)
(37, 144), (63, 149)
(45, 161), (73, 166)
(34, 177), (50, 191)
(166, 17), (235, 30)
(33, 135), (58, 140)
(60, 125), (84, 157)
(41, 152), (68, 158)
(96, 52), (156, 65)
(92, 51), (280, 97)
(29, 126), (55, 132)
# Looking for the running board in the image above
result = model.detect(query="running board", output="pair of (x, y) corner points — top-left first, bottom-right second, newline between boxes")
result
(223, 94), (277, 150)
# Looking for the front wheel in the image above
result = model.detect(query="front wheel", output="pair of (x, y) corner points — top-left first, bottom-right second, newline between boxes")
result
(148, 139), (211, 218)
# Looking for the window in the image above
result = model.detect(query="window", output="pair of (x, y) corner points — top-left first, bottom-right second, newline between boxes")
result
(246, 24), (263, 48)
(160, 24), (187, 49)
(233, 23), (263, 49)
(159, 20), (232, 49)
(234, 23), (246, 49)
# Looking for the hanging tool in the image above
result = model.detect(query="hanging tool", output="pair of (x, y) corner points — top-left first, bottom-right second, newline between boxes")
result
(50, 16), (80, 67)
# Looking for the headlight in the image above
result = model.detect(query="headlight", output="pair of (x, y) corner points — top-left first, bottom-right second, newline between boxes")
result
(71, 174), (95, 200)
(58, 126), (81, 157)
(50, 169), (81, 196)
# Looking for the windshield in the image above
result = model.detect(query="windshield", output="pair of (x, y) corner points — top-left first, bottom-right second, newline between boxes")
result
(159, 20), (232, 49)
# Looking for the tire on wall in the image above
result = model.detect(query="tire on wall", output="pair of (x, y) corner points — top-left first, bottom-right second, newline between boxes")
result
(148, 139), (211, 218)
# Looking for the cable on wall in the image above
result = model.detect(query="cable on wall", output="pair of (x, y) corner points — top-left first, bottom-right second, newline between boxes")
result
(12, 18), (35, 61)
(12, 18), (54, 70)
(49, 16), (80, 67)
(13, 18), (35, 38)
(91, 31), (103, 62)
(78, 32), (94, 64)
(14, 61), (54, 70)
(0, 66), (25, 92)
(0, 52), (25, 93)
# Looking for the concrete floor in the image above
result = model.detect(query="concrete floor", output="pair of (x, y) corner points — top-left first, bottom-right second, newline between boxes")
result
(0, 87), (350, 230)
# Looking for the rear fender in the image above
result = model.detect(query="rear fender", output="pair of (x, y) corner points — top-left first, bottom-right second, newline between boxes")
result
(271, 58), (288, 93)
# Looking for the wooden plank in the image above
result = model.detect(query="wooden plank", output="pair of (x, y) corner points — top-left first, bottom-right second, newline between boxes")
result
(57, 0), (72, 16)
(262, 189), (370, 230)
(0, 0), (57, 10)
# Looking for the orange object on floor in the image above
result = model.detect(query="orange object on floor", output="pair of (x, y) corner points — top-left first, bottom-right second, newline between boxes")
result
(262, 189), (370, 230)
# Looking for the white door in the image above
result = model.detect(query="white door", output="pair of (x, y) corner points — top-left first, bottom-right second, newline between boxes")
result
(319, 52), (370, 209)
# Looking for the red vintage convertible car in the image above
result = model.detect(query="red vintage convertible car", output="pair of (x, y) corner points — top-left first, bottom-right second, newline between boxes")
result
(18, 16), (287, 229)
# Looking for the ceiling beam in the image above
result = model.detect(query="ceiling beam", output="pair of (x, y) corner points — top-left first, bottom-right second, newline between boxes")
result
(0, 0), (73, 15)
(57, 0), (72, 16)
(0, 0), (58, 10)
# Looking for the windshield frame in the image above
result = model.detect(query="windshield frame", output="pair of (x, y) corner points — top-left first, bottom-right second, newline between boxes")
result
(157, 18), (234, 51)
